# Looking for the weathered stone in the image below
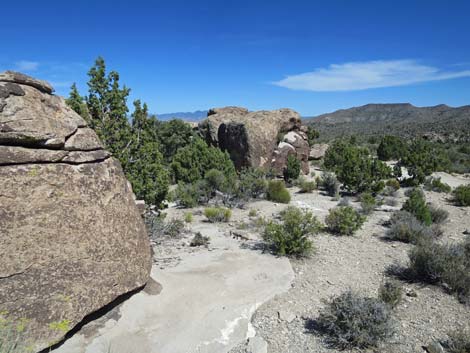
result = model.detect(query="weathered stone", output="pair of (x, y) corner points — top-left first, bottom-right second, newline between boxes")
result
(0, 82), (25, 98)
(425, 341), (445, 353)
(309, 143), (329, 160)
(0, 70), (53, 94)
(0, 81), (86, 148)
(247, 336), (268, 353)
(199, 107), (309, 174)
(0, 72), (151, 352)
(64, 127), (103, 151)
(0, 145), (68, 165)
(61, 149), (111, 163)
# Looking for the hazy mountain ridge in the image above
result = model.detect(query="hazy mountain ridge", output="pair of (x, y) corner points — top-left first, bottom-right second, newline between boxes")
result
(156, 110), (208, 121)
(305, 103), (470, 142)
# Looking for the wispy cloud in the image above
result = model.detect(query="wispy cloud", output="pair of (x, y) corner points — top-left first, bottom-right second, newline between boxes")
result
(273, 60), (470, 91)
(14, 60), (39, 72)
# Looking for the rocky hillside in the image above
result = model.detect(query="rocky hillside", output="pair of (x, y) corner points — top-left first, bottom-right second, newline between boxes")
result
(305, 103), (470, 142)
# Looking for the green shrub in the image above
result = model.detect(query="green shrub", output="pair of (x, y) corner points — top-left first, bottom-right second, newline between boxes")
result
(307, 126), (320, 146)
(424, 177), (452, 193)
(145, 213), (185, 239)
(184, 212), (193, 223)
(445, 328), (470, 353)
(378, 281), (403, 308)
(263, 206), (321, 257)
(428, 204), (449, 224)
(174, 182), (200, 208)
(284, 155), (301, 182)
(248, 209), (257, 217)
(237, 168), (268, 200)
(377, 135), (406, 161)
(298, 176), (316, 193)
(204, 169), (229, 194)
(453, 184), (470, 206)
(171, 137), (236, 184)
(402, 188), (432, 226)
(324, 140), (391, 194)
(386, 211), (441, 244)
(266, 180), (291, 203)
(360, 192), (376, 215)
(386, 178), (401, 191)
(400, 237), (470, 304)
(321, 172), (340, 198)
(325, 206), (366, 236)
(204, 207), (232, 222)
(315, 290), (394, 350)
(190, 232), (210, 247)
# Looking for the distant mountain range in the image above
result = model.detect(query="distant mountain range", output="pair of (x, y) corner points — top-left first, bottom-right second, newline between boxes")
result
(304, 103), (470, 142)
(156, 110), (208, 121)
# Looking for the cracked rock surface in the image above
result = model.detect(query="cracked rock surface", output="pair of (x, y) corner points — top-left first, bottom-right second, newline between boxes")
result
(0, 71), (151, 352)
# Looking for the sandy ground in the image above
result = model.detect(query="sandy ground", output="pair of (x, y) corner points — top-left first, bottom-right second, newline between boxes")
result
(52, 168), (470, 353)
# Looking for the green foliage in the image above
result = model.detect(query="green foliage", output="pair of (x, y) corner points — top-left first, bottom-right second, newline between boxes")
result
(204, 207), (232, 222)
(428, 204), (449, 224)
(66, 83), (89, 121)
(445, 328), (470, 353)
(266, 180), (291, 203)
(402, 188), (432, 226)
(377, 135), (406, 161)
(325, 206), (366, 236)
(190, 232), (210, 247)
(307, 126), (320, 146)
(360, 192), (376, 215)
(424, 177), (452, 193)
(386, 178), (401, 191)
(324, 140), (391, 194)
(315, 290), (394, 350)
(386, 211), (441, 244)
(453, 184), (470, 206)
(248, 209), (257, 217)
(378, 281), (403, 308)
(204, 169), (230, 194)
(298, 176), (316, 193)
(171, 137), (236, 184)
(399, 139), (450, 184)
(0, 315), (29, 353)
(184, 212), (193, 223)
(283, 155), (301, 182)
(174, 181), (208, 208)
(404, 237), (470, 303)
(237, 168), (268, 200)
(154, 119), (195, 162)
(320, 172), (340, 198)
(263, 206), (321, 257)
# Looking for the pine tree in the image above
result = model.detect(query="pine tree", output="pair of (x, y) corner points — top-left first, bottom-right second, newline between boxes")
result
(66, 83), (89, 121)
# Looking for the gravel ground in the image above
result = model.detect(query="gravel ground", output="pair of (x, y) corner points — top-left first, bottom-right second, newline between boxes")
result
(230, 173), (470, 353)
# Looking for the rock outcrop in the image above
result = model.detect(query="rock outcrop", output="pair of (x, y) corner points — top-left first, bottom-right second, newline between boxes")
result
(0, 72), (151, 351)
(309, 143), (329, 160)
(198, 107), (309, 174)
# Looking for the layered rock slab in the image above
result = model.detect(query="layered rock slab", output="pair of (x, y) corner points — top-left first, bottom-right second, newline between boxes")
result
(0, 72), (151, 352)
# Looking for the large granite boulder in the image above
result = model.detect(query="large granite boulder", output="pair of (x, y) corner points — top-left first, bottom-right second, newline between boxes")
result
(198, 107), (309, 174)
(0, 72), (151, 351)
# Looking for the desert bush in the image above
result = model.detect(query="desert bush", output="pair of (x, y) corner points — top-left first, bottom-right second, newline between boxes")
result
(298, 176), (316, 193)
(237, 168), (268, 199)
(204, 207), (232, 222)
(190, 232), (210, 247)
(284, 155), (301, 182)
(248, 209), (257, 217)
(321, 172), (340, 198)
(386, 211), (441, 244)
(174, 182), (201, 208)
(377, 135), (406, 161)
(378, 281), (403, 308)
(445, 327), (470, 353)
(360, 192), (376, 215)
(0, 317), (27, 353)
(402, 237), (470, 303)
(324, 140), (391, 194)
(263, 206), (321, 257)
(204, 169), (228, 194)
(315, 290), (394, 350)
(424, 177), (452, 193)
(453, 184), (470, 206)
(325, 206), (366, 236)
(307, 126), (320, 146)
(428, 204), (449, 224)
(184, 212), (193, 223)
(386, 178), (401, 191)
(144, 213), (185, 239)
(165, 218), (186, 237)
(402, 188), (432, 226)
(266, 180), (291, 203)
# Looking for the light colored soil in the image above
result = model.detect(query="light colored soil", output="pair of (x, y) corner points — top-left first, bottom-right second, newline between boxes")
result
(230, 173), (470, 353)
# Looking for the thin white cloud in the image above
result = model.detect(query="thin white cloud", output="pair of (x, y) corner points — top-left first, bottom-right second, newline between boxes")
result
(273, 60), (470, 91)
(14, 60), (39, 72)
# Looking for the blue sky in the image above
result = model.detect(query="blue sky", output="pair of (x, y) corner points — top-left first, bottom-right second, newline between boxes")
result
(1, 0), (470, 116)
